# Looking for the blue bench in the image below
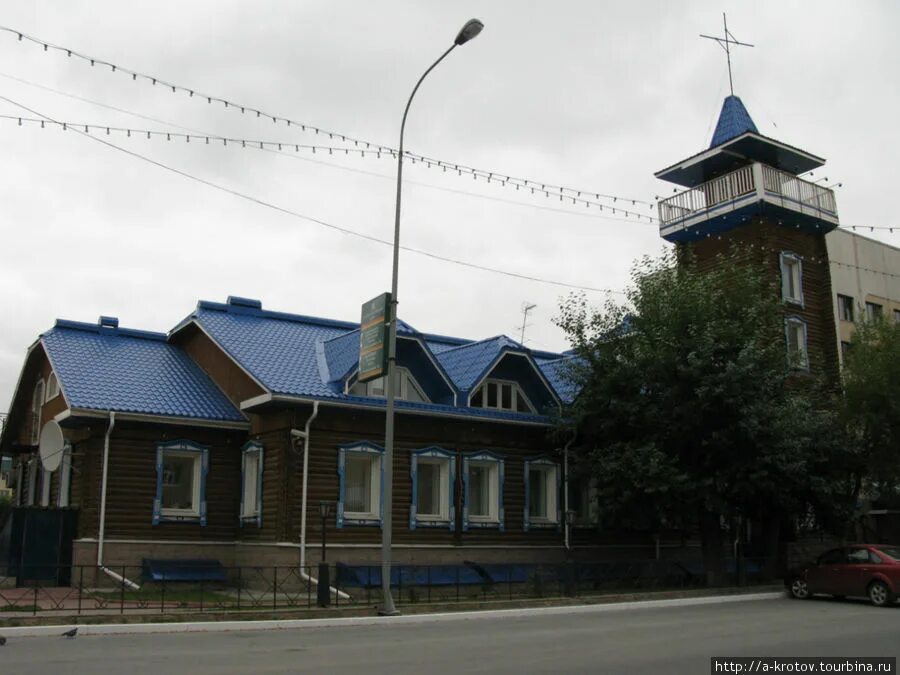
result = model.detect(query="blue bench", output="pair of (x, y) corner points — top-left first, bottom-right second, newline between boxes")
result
(141, 558), (227, 582)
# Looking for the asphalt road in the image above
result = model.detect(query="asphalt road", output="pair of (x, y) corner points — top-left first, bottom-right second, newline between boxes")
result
(2, 596), (899, 674)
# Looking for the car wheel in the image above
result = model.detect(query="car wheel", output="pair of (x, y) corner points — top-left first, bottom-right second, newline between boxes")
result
(789, 578), (810, 599)
(867, 580), (893, 607)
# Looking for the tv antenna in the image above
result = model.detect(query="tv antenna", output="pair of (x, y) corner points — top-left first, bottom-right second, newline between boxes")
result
(700, 13), (754, 96)
(519, 302), (537, 345)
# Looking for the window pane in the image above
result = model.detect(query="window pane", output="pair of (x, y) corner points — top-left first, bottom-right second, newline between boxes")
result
(500, 384), (512, 410)
(243, 453), (258, 516)
(487, 382), (498, 408)
(162, 455), (195, 510)
(469, 464), (490, 517)
(471, 387), (484, 407)
(528, 469), (547, 519)
(345, 455), (371, 513)
(417, 462), (441, 516)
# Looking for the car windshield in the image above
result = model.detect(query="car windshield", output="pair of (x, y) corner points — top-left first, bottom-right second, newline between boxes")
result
(874, 546), (900, 561)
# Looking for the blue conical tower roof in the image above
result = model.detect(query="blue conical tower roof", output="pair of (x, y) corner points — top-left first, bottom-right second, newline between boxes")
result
(709, 95), (758, 148)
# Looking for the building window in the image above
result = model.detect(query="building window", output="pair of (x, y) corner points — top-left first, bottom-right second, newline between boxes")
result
(462, 451), (504, 531)
(895, 309), (900, 325)
(240, 441), (264, 527)
(58, 445), (72, 508)
(470, 379), (535, 413)
(569, 474), (599, 527)
(409, 447), (455, 530)
(30, 379), (45, 445)
(46, 373), (60, 401)
(524, 457), (560, 530)
(349, 367), (429, 403)
(780, 252), (804, 306)
(837, 295), (854, 322)
(840, 341), (852, 360)
(866, 302), (883, 322)
(785, 317), (809, 371)
(337, 442), (383, 527)
(152, 440), (209, 525)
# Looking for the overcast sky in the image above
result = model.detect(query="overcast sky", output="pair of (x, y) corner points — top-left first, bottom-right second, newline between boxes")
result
(1, 1), (898, 411)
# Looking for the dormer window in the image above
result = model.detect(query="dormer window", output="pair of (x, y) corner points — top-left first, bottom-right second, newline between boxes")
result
(349, 367), (429, 403)
(470, 379), (535, 413)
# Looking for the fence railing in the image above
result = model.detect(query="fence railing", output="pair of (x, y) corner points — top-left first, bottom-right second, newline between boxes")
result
(658, 163), (837, 227)
(0, 559), (775, 617)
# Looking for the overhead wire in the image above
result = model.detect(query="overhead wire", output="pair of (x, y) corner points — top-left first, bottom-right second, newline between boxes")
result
(0, 94), (625, 295)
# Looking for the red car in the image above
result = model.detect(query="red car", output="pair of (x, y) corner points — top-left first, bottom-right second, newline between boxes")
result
(787, 544), (900, 607)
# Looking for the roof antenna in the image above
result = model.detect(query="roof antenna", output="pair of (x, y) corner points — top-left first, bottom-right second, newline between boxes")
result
(700, 13), (754, 96)
(519, 302), (537, 345)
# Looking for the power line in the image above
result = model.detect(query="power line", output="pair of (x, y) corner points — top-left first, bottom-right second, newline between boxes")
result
(0, 94), (625, 295)
(0, 24), (657, 219)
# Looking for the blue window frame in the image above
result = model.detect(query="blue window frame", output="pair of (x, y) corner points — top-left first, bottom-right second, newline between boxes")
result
(523, 456), (561, 532)
(240, 441), (264, 527)
(409, 447), (455, 531)
(337, 442), (384, 528)
(152, 440), (209, 526)
(462, 451), (504, 532)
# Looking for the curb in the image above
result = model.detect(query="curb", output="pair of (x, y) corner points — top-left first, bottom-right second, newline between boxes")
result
(0, 591), (784, 638)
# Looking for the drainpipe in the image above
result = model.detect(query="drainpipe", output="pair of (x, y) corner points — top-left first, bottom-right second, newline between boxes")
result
(563, 435), (575, 555)
(291, 403), (348, 599)
(96, 411), (140, 590)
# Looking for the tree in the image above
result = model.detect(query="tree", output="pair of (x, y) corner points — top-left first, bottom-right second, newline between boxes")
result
(555, 249), (845, 583)
(841, 317), (900, 511)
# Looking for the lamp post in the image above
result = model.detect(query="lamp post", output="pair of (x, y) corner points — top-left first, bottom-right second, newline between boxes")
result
(318, 500), (334, 607)
(379, 18), (484, 617)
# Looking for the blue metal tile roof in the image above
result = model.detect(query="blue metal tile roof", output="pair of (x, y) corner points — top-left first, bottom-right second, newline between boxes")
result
(536, 356), (580, 405)
(435, 336), (523, 392)
(710, 95), (758, 148)
(185, 299), (569, 422)
(42, 320), (245, 422)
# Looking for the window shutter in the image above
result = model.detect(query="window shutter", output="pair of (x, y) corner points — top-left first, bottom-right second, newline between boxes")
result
(523, 460), (530, 532)
(498, 459), (505, 532)
(152, 446), (163, 525)
(461, 456), (470, 532)
(199, 447), (209, 527)
(409, 455), (417, 531)
(255, 446), (264, 528)
(239, 448), (246, 528)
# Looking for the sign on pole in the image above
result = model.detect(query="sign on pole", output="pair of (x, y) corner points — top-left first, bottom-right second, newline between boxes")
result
(358, 292), (391, 383)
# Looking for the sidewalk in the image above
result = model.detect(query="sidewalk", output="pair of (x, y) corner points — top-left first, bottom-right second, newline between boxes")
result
(0, 584), (784, 636)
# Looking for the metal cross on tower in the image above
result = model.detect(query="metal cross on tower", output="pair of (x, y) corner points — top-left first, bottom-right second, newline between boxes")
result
(700, 13), (754, 97)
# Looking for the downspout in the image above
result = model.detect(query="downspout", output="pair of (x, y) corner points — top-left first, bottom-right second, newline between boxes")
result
(96, 411), (140, 590)
(291, 402), (348, 599)
(563, 432), (576, 555)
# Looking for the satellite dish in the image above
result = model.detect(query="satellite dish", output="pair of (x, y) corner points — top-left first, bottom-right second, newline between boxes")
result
(39, 421), (65, 472)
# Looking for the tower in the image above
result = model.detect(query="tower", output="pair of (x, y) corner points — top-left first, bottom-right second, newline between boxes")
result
(654, 95), (841, 382)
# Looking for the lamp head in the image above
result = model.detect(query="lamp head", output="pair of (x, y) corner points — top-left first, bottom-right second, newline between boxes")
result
(455, 19), (484, 46)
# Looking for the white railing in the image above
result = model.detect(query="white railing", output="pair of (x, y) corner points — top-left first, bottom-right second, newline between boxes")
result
(761, 164), (837, 215)
(658, 165), (755, 225)
(658, 163), (837, 227)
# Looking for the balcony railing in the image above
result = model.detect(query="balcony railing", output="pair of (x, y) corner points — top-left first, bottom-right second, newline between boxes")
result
(658, 163), (837, 228)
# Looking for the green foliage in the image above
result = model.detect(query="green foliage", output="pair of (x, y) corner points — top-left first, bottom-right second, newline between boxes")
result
(556, 249), (847, 535)
(841, 317), (900, 499)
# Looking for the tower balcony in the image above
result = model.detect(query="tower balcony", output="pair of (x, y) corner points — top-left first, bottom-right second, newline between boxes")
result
(657, 162), (839, 243)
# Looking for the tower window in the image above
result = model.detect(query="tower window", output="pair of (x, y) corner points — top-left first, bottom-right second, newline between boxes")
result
(780, 252), (804, 306)
(837, 295), (854, 322)
(785, 317), (809, 371)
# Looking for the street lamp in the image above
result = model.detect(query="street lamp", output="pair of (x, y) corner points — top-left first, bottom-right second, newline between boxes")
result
(379, 18), (484, 617)
(318, 500), (334, 607)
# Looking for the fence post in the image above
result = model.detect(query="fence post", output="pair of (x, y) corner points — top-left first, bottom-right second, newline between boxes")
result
(427, 566), (431, 604)
(306, 566), (311, 608)
(237, 567), (242, 611)
(33, 576), (38, 616)
(397, 565), (402, 608)
(200, 579), (204, 612)
(508, 566), (512, 601)
(161, 576), (166, 614)
(120, 565), (126, 614)
(273, 567), (278, 611)
(456, 566), (460, 603)
(334, 564), (340, 608)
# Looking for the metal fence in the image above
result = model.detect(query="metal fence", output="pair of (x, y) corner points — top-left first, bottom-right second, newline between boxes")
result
(0, 558), (774, 617)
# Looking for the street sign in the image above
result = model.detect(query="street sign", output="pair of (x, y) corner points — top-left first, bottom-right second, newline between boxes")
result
(358, 292), (391, 383)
